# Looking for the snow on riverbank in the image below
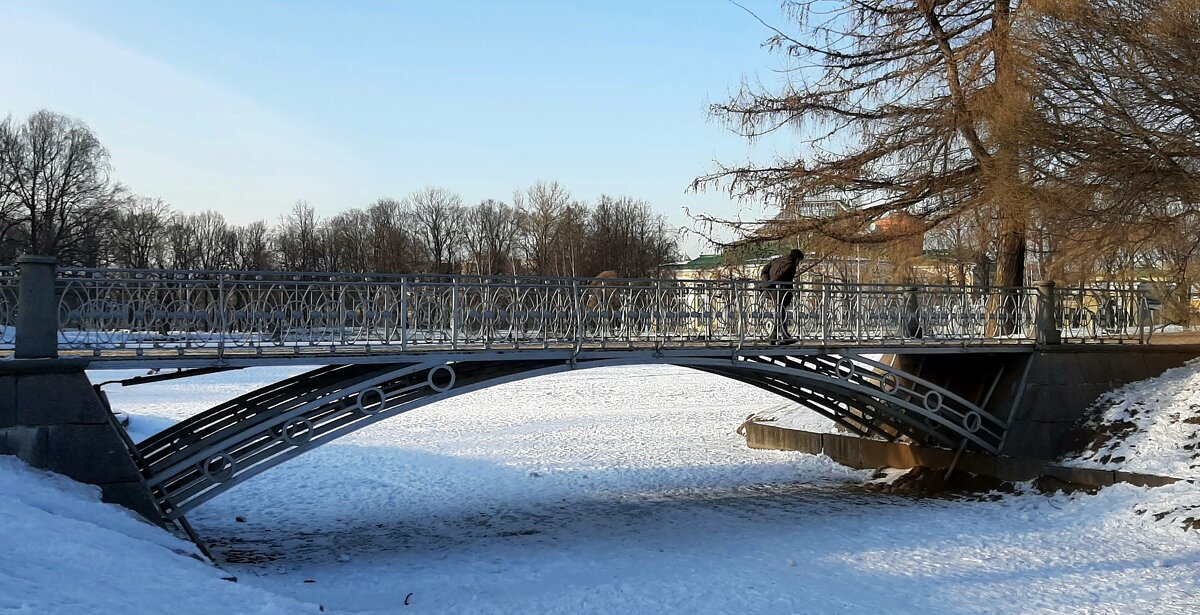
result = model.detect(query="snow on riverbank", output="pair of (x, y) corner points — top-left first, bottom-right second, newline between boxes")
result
(744, 401), (844, 432)
(0, 456), (320, 614)
(1063, 359), (1200, 479)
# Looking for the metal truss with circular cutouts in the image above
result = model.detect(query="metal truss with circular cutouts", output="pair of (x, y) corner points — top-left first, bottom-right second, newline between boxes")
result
(135, 352), (1006, 521)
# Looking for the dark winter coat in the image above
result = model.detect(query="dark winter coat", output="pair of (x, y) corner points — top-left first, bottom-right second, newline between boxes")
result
(760, 249), (805, 286)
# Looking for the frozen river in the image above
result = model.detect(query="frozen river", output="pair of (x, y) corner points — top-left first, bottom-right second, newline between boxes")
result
(93, 364), (1200, 614)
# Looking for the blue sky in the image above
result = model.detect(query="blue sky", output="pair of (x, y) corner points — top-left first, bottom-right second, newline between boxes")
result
(1, 0), (794, 256)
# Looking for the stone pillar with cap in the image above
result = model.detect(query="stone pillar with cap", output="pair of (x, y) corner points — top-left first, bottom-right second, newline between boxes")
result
(15, 254), (59, 359)
(1035, 281), (1061, 345)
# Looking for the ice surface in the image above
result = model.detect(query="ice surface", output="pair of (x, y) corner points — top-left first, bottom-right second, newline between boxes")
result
(2, 363), (1198, 613)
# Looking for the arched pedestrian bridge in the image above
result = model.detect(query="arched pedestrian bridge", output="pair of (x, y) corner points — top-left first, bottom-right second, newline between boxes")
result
(0, 265), (1158, 522)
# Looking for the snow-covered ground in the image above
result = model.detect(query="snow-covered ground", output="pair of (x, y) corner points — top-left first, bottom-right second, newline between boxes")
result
(0, 456), (318, 614)
(1063, 359), (1200, 480)
(3, 364), (1200, 613)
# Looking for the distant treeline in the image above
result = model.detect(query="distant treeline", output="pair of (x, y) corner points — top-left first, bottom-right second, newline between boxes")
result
(0, 110), (679, 277)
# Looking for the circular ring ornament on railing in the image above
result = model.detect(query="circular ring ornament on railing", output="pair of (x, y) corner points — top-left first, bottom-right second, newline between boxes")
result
(880, 372), (899, 394)
(427, 364), (457, 393)
(923, 390), (944, 412)
(200, 453), (236, 483)
(280, 417), (314, 446)
(354, 387), (387, 416)
(835, 357), (857, 380)
(962, 411), (982, 433)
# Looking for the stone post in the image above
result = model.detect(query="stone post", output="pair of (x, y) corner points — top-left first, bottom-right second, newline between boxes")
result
(16, 255), (58, 359)
(1035, 280), (1061, 345)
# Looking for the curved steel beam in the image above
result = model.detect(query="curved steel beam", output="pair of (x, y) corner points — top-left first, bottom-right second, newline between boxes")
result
(691, 358), (998, 451)
(138, 353), (1005, 520)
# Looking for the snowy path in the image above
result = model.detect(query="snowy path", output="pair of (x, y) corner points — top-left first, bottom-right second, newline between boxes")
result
(92, 365), (1200, 614)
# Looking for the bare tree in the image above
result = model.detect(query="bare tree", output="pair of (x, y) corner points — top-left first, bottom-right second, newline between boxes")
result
(1030, 0), (1200, 220)
(0, 130), (25, 261)
(694, 1), (1036, 287)
(513, 181), (607, 277)
(108, 196), (170, 268)
(553, 200), (589, 277)
(622, 199), (678, 277)
(1024, 0), (1200, 306)
(164, 213), (203, 269)
(925, 209), (993, 286)
(583, 196), (677, 277)
(186, 210), (237, 270)
(275, 200), (322, 271)
(0, 110), (122, 260)
(320, 208), (373, 273)
(407, 187), (463, 274)
(464, 199), (522, 275)
(234, 221), (274, 271)
(1140, 209), (1200, 325)
(0, 109), (685, 278)
(366, 198), (419, 273)
(516, 181), (573, 276)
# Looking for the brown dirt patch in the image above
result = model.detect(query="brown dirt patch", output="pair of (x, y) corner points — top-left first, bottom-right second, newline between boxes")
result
(861, 466), (1017, 500)
(1148, 331), (1200, 345)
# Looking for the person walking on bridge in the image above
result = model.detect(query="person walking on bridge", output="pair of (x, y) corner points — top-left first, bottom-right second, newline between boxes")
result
(760, 249), (804, 343)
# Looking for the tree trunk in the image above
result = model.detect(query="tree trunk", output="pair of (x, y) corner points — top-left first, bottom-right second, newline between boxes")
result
(992, 216), (1026, 288)
(989, 215), (1027, 335)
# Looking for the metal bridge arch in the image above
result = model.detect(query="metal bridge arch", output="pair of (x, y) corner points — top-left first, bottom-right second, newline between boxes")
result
(134, 353), (1007, 521)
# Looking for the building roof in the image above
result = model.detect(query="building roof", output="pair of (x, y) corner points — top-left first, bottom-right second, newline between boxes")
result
(685, 254), (726, 269)
(660, 254), (726, 270)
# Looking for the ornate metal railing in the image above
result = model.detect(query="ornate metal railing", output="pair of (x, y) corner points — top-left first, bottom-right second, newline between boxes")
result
(1055, 286), (1156, 343)
(0, 267), (15, 346)
(0, 266), (1158, 357)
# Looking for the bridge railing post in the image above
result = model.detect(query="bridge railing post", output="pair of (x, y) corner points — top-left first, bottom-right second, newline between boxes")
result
(16, 254), (59, 359)
(961, 285), (970, 340)
(902, 286), (922, 339)
(854, 286), (862, 342)
(451, 278), (461, 350)
(705, 283), (714, 344)
(1035, 281), (1061, 345)
(735, 280), (746, 348)
(400, 277), (410, 353)
(576, 278), (585, 350)
(820, 284), (830, 345)
(653, 278), (663, 348)
(333, 278), (344, 348)
(217, 272), (227, 360)
(1138, 288), (1148, 344)
(481, 282), (492, 350)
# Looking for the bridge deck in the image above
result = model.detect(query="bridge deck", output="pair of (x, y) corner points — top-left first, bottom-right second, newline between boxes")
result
(65, 339), (1046, 368)
(0, 267), (1158, 367)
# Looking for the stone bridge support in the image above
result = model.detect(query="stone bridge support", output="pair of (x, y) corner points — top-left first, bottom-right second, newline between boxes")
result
(0, 359), (162, 522)
(0, 256), (161, 523)
(888, 346), (1200, 460)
